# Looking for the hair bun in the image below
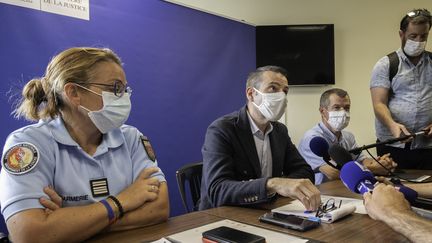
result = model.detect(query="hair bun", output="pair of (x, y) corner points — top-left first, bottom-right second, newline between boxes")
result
(23, 78), (47, 103)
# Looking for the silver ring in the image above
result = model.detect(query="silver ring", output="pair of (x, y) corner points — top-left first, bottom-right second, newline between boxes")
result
(152, 185), (156, 191)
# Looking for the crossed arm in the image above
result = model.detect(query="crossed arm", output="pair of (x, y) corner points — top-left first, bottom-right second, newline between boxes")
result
(7, 167), (169, 243)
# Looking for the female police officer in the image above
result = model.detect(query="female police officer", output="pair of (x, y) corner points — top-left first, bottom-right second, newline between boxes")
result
(0, 47), (169, 242)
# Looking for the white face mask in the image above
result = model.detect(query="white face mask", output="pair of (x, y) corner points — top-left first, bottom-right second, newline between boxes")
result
(404, 39), (427, 57)
(327, 110), (350, 131)
(78, 85), (131, 134)
(252, 88), (287, 121)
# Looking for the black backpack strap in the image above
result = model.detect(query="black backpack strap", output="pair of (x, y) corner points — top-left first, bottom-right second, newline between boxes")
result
(387, 51), (399, 83)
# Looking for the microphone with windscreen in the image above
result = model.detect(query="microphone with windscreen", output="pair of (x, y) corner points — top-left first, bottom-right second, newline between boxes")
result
(340, 161), (418, 204)
(327, 144), (353, 170)
(309, 137), (339, 169)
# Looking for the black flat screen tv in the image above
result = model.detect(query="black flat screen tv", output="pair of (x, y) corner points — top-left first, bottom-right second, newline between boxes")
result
(256, 24), (335, 85)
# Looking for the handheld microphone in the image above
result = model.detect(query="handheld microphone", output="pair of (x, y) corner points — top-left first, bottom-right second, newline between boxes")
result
(340, 161), (418, 203)
(328, 144), (352, 169)
(349, 130), (426, 155)
(309, 137), (339, 169)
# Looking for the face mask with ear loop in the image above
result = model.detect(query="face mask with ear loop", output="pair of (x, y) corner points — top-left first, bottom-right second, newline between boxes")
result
(252, 88), (287, 121)
(77, 84), (131, 134)
(327, 110), (350, 131)
(404, 39), (427, 57)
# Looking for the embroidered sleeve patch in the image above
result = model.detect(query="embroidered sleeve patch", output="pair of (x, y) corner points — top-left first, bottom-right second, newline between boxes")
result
(1, 142), (40, 175)
(140, 135), (156, 162)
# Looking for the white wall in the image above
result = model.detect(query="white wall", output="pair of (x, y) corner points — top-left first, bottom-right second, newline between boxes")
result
(167, 0), (431, 149)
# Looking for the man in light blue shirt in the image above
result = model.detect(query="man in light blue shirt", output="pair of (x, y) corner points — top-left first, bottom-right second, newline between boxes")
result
(298, 88), (397, 184)
(370, 8), (432, 169)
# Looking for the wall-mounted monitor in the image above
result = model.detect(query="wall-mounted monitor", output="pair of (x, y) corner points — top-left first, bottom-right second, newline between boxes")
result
(256, 24), (335, 86)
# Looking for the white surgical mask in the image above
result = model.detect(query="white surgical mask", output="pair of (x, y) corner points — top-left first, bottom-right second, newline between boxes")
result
(404, 39), (427, 57)
(327, 110), (350, 131)
(78, 85), (131, 134)
(252, 88), (287, 121)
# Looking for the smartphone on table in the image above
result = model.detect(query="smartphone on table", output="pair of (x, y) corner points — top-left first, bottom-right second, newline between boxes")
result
(259, 212), (320, 232)
(202, 226), (265, 243)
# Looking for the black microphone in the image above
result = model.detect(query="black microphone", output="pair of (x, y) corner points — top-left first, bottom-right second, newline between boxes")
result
(309, 136), (339, 169)
(328, 144), (352, 169)
(349, 130), (426, 155)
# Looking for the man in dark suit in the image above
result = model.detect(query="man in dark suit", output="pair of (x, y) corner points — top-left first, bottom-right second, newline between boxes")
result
(199, 66), (320, 210)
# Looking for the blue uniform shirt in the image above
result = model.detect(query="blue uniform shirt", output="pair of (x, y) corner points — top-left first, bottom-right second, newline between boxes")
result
(0, 117), (165, 221)
(370, 49), (432, 149)
(298, 122), (366, 184)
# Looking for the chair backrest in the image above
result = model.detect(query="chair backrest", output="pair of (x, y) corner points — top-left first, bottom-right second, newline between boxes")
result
(0, 232), (9, 243)
(175, 162), (203, 213)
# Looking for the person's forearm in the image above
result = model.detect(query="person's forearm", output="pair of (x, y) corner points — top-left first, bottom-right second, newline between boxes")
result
(8, 202), (110, 243)
(318, 164), (340, 180)
(109, 183), (170, 231)
(208, 176), (269, 207)
(405, 183), (432, 198)
(384, 211), (432, 242)
(373, 103), (395, 128)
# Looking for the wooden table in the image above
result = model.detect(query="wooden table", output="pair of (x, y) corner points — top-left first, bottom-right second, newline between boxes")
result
(89, 171), (431, 242)
(88, 211), (222, 242)
(203, 180), (410, 243)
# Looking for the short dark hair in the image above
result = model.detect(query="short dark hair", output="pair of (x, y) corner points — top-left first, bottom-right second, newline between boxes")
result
(320, 88), (349, 108)
(400, 8), (432, 32)
(246, 65), (288, 89)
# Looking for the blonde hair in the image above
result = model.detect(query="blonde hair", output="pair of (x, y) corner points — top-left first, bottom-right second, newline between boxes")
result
(14, 47), (122, 121)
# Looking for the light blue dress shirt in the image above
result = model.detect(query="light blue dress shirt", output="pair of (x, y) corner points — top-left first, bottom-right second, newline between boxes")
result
(246, 111), (273, 178)
(0, 117), (165, 221)
(298, 122), (366, 184)
(370, 48), (432, 149)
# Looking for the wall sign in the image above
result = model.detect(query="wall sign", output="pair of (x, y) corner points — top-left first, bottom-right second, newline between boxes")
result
(0, 0), (89, 20)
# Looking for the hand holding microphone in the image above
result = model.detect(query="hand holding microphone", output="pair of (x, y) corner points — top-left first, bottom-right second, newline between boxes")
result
(389, 122), (412, 143)
(363, 183), (413, 222)
(349, 129), (427, 155)
(422, 124), (432, 137)
(340, 160), (418, 204)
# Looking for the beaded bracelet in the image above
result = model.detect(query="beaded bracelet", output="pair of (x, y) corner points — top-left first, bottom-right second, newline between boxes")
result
(108, 195), (124, 219)
(100, 199), (116, 224)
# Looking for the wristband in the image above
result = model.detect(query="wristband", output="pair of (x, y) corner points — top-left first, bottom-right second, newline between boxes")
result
(100, 199), (116, 224)
(109, 198), (120, 219)
(108, 195), (124, 219)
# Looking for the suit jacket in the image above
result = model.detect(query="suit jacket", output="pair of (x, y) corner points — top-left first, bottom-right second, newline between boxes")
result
(199, 105), (314, 210)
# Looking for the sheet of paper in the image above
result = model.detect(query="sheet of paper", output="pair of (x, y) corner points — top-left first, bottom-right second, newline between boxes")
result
(151, 238), (174, 243)
(272, 194), (367, 221)
(162, 219), (308, 243)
